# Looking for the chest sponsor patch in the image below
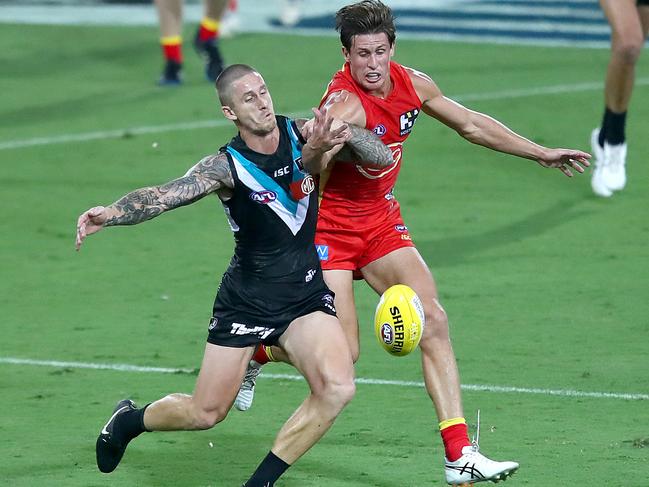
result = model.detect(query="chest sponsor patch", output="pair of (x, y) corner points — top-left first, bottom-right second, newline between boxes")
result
(399, 108), (420, 136)
(289, 174), (315, 200)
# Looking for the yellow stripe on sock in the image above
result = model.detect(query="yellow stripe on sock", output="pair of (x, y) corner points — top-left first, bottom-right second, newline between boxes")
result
(161, 35), (182, 46)
(439, 417), (466, 431)
(264, 345), (275, 362)
(201, 17), (220, 32)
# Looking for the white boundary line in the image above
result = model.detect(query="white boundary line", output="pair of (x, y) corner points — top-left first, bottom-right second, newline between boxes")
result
(2, 357), (647, 401)
(3, 78), (648, 152)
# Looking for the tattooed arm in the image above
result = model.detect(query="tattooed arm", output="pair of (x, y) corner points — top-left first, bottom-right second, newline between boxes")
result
(295, 110), (392, 175)
(335, 124), (393, 167)
(75, 153), (232, 250)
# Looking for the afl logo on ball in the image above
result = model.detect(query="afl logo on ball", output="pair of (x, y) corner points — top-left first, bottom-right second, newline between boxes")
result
(380, 323), (394, 344)
(250, 190), (277, 204)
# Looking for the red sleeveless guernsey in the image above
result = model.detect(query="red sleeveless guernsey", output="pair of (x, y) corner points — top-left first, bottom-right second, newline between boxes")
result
(318, 61), (423, 217)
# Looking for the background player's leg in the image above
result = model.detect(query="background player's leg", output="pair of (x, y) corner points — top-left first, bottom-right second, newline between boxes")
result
(194, 0), (228, 82)
(592, 0), (645, 195)
(154, 0), (184, 85)
(600, 0), (645, 114)
(243, 312), (354, 486)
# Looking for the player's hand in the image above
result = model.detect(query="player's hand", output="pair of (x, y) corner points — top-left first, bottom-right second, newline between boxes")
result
(306, 106), (350, 153)
(75, 206), (108, 251)
(536, 149), (591, 177)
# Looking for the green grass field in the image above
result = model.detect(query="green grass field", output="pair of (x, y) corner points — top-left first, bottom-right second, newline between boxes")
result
(1, 22), (648, 486)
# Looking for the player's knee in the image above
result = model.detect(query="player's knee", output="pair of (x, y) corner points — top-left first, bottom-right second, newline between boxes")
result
(327, 379), (356, 411)
(423, 299), (448, 334)
(192, 405), (228, 430)
(317, 376), (356, 411)
(613, 37), (644, 64)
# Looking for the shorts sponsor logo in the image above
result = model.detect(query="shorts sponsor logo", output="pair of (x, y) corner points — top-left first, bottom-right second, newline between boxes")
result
(315, 244), (329, 261)
(394, 224), (408, 233)
(230, 322), (275, 340)
(250, 190), (277, 204)
(380, 323), (394, 345)
(399, 108), (420, 136)
(305, 268), (317, 282)
(208, 317), (218, 331)
(322, 293), (336, 313)
(401, 234), (412, 241)
(373, 124), (387, 136)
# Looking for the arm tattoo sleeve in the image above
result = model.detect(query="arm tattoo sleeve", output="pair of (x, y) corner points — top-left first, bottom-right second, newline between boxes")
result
(344, 125), (394, 167)
(104, 153), (233, 226)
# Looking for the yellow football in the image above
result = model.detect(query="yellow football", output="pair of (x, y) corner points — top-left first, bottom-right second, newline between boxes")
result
(374, 284), (425, 357)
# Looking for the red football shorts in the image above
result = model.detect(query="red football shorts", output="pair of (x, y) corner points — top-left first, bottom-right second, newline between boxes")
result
(314, 202), (415, 275)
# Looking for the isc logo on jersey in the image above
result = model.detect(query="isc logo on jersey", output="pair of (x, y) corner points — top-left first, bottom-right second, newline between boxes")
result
(374, 284), (425, 356)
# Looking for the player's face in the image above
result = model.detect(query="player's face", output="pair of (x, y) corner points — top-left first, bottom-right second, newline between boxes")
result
(226, 72), (277, 135)
(343, 33), (394, 95)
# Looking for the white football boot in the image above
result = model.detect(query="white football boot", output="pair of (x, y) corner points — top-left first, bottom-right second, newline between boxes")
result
(444, 411), (519, 485)
(445, 445), (519, 485)
(234, 361), (262, 411)
(590, 128), (627, 197)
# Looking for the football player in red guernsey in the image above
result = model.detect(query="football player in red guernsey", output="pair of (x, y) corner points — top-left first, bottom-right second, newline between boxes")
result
(239, 1), (590, 484)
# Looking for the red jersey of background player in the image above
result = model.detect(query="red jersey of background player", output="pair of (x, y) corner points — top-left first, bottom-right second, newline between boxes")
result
(318, 61), (423, 217)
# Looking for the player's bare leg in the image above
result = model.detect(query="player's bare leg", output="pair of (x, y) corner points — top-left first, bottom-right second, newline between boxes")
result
(242, 311), (355, 486)
(96, 343), (253, 473)
(144, 343), (253, 430)
(321, 270), (362, 362)
(272, 312), (355, 461)
(592, 0), (647, 195)
(234, 270), (358, 411)
(361, 247), (462, 421)
(361, 247), (518, 484)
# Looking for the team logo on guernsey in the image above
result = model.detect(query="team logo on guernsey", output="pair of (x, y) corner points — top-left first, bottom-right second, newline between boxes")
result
(249, 190), (277, 204)
(399, 108), (420, 135)
(289, 174), (315, 200)
(373, 124), (387, 136)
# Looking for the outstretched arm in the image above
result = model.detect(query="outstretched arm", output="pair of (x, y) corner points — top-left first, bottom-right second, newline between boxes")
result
(75, 153), (233, 250)
(408, 69), (591, 177)
(297, 92), (393, 173)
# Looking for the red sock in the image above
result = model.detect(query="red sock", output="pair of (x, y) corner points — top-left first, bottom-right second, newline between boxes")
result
(440, 421), (472, 462)
(252, 345), (272, 365)
(161, 36), (182, 63)
(198, 17), (219, 42)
